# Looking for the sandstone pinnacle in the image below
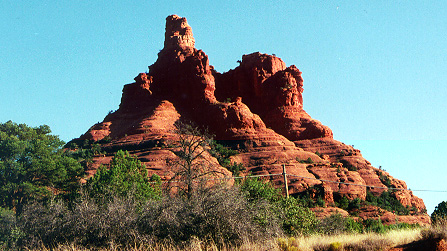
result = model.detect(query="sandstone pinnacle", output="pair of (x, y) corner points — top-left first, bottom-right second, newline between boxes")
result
(163, 15), (195, 54)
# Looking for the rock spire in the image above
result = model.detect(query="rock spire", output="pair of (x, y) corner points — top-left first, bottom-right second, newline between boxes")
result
(163, 15), (195, 54)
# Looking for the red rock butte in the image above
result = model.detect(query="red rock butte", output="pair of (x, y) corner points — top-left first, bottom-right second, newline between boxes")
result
(72, 15), (429, 224)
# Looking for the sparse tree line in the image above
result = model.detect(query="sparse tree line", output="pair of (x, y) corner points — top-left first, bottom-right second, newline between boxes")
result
(1, 120), (447, 250)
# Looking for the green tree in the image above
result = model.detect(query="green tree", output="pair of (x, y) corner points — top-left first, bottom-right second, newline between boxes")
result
(240, 177), (318, 235)
(86, 150), (160, 202)
(0, 121), (83, 213)
(432, 201), (447, 224)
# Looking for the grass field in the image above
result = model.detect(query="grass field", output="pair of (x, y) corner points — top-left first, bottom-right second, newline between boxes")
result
(23, 225), (447, 251)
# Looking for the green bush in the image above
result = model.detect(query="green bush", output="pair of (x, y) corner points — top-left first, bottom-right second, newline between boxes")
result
(86, 150), (160, 202)
(227, 162), (245, 177)
(339, 159), (357, 171)
(278, 196), (319, 235)
(347, 165), (358, 171)
(240, 178), (318, 235)
(0, 207), (22, 249)
(296, 157), (314, 164)
(345, 217), (364, 233)
(210, 141), (245, 175)
(335, 196), (350, 211)
(366, 190), (409, 215)
(348, 197), (362, 211)
(384, 222), (419, 231)
(295, 184), (326, 208)
(363, 218), (385, 233)
(378, 173), (392, 188)
(240, 177), (282, 203)
(317, 213), (363, 235)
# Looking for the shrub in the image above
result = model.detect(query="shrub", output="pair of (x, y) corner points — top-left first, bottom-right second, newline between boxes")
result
(18, 199), (73, 248)
(279, 197), (319, 235)
(317, 213), (363, 235)
(379, 173), (393, 188)
(227, 162), (245, 177)
(86, 150), (160, 202)
(295, 184), (326, 208)
(335, 196), (350, 211)
(421, 217), (447, 240)
(339, 159), (357, 171)
(345, 217), (364, 233)
(296, 157), (314, 164)
(432, 201), (447, 224)
(240, 178), (318, 236)
(210, 141), (245, 175)
(138, 185), (281, 246)
(348, 197), (362, 211)
(18, 195), (146, 249)
(0, 207), (22, 249)
(365, 190), (410, 215)
(363, 218), (385, 233)
(329, 242), (343, 251)
(347, 165), (357, 171)
(277, 237), (299, 251)
(240, 177), (282, 203)
(385, 222), (419, 231)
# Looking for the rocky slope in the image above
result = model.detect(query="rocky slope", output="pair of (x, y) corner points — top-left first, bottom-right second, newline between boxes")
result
(71, 15), (429, 224)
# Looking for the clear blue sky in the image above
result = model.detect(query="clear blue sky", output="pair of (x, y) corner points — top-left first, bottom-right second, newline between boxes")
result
(1, 1), (446, 214)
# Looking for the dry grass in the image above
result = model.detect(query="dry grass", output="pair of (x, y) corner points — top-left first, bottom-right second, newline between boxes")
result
(277, 228), (422, 251)
(23, 229), (421, 251)
(421, 218), (447, 241)
(26, 238), (279, 251)
(20, 222), (447, 251)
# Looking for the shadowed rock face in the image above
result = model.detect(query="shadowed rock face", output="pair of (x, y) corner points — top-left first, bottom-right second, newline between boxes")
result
(72, 15), (428, 224)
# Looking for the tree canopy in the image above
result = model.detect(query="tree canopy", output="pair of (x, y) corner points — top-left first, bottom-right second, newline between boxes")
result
(0, 121), (83, 213)
(432, 201), (447, 223)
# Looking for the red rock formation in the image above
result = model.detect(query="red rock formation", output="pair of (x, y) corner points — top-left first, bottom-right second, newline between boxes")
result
(72, 15), (428, 223)
(215, 52), (333, 140)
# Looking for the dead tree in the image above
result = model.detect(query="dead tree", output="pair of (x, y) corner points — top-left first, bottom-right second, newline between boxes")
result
(168, 121), (222, 198)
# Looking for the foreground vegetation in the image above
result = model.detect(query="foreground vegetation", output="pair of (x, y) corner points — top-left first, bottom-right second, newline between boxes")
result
(2, 121), (447, 250)
(2, 225), (447, 251)
(0, 174), (432, 250)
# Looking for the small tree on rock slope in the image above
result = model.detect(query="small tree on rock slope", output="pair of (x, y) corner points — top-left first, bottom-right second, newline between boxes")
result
(168, 121), (224, 198)
(86, 150), (160, 202)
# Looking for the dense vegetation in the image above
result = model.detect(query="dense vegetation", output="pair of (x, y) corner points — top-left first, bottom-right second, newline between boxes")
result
(0, 121), (431, 250)
(432, 201), (447, 223)
(0, 121), (83, 213)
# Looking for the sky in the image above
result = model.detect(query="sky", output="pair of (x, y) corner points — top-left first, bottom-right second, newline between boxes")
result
(1, 1), (446, 214)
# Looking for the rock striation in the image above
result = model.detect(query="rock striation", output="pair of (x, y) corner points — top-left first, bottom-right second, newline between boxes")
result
(71, 15), (428, 224)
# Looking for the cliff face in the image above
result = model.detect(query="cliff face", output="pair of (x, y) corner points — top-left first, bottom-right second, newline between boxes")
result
(73, 15), (428, 224)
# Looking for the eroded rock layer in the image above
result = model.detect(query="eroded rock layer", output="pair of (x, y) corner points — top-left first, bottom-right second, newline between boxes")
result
(72, 15), (428, 224)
